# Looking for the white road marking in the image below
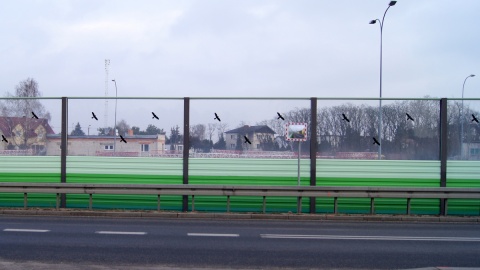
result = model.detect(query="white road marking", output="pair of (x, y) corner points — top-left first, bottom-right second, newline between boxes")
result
(95, 231), (147, 235)
(3, 229), (50, 233)
(188, 233), (240, 237)
(260, 234), (480, 242)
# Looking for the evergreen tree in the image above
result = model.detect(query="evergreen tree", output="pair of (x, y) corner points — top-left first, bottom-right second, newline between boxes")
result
(213, 134), (226, 150)
(70, 122), (86, 136)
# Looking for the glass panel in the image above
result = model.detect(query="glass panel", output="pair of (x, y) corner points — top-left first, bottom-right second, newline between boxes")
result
(0, 98), (61, 157)
(316, 99), (440, 160)
(66, 98), (183, 157)
(189, 99), (311, 158)
(447, 99), (480, 160)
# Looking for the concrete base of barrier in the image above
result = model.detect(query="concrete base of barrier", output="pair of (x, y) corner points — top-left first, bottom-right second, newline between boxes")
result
(1, 208), (479, 222)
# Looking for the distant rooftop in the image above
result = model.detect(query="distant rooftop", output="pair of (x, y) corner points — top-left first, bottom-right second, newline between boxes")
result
(225, 125), (275, 134)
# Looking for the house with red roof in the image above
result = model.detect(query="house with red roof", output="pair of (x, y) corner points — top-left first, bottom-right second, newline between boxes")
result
(0, 117), (55, 155)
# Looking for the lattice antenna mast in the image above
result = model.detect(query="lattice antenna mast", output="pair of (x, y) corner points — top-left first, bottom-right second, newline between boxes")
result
(104, 59), (110, 129)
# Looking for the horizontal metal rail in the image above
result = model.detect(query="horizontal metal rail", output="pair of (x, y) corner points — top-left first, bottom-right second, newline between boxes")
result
(5, 97), (469, 101)
(1, 183), (479, 215)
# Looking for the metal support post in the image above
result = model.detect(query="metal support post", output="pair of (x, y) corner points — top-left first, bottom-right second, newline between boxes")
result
(89, 194), (92, 210)
(407, 198), (411, 215)
(182, 97), (190, 212)
(439, 98), (448, 215)
(227, 196), (230, 213)
(262, 196), (266, 214)
(60, 97), (68, 208)
(297, 197), (302, 214)
(334, 197), (338, 214)
(23, 193), (27, 209)
(370, 198), (375, 215)
(310, 98), (317, 213)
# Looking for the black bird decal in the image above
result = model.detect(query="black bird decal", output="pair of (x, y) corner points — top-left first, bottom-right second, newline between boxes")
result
(277, 112), (285, 120)
(1, 135), (7, 143)
(152, 112), (159, 120)
(341, 114), (350, 122)
(406, 113), (414, 121)
(472, 114), (479, 123)
(31, 112), (39, 119)
(373, 137), (380, 146)
(91, 112), (98, 120)
(214, 113), (221, 122)
(244, 136), (251, 144)
(120, 135), (127, 143)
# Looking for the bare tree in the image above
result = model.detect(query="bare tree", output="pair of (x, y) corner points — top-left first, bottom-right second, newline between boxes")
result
(216, 123), (229, 139)
(115, 119), (131, 136)
(1, 78), (51, 151)
(190, 124), (206, 141)
(2, 78), (51, 120)
(206, 123), (217, 142)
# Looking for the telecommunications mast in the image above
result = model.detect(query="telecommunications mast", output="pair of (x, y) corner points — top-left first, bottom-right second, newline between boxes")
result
(104, 59), (110, 130)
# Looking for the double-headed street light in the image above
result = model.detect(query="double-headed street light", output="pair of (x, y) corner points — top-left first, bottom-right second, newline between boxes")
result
(111, 79), (118, 155)
(460, 74), (475, 159)
(370, 0), (397, 160)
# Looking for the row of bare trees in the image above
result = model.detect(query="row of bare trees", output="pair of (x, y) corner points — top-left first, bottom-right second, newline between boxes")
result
(257, 99), (479, 159)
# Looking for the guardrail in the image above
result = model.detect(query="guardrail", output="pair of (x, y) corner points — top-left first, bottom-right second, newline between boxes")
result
(1, 183), (480, 216)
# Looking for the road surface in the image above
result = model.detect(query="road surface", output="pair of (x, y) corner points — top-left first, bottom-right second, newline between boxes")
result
(1, 216), (479, 269)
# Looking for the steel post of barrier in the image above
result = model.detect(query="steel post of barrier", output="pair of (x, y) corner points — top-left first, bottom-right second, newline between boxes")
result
(310, 98), (317, 214)
(439, 98), (448, 215)
(60, 97), (68, 208)
(370, 198), (375, 214)
(227, 196), (230, 213)
(262, 196), (266, 214)
(334, 197), (338, 214)
(183, 97), (190, 212)
(407, 198), (411, 215)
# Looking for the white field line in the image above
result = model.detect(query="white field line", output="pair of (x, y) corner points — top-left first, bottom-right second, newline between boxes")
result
(3, 229), (50, 233)
(95, 231), (147, 235)
(260, 234), (480, 242)
(188, 233), (240, 237)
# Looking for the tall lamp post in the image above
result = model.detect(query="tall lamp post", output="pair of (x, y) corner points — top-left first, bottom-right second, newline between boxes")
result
(111, 79), (118, 155)
(370, 0), (397, 160)
(461, 74), (475, 159)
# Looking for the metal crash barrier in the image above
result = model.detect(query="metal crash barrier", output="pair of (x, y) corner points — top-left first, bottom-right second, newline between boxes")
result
(1, 183), (479, 216)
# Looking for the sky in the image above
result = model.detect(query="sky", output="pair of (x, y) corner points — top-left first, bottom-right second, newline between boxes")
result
(1, 0), (479, 135)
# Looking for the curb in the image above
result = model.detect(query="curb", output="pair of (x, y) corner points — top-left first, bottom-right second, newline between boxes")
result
(1, 208), (479, 222)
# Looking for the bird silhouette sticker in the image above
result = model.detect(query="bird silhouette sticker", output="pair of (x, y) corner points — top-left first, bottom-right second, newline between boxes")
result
(214, 113), (221, 122)
(406, 113), (414, 121)
(31, 112), (39, 119)
(91, 112), (98, 121)
(120, 135), (127, 143)
(152, 112), (159, 120)
(244, 136), (251, 144)
(373, 137), (380, 146)
(1, 135), (7, 143)
(277, 112), (285, 120)
(341, 114), (350, 122)
(472, 114), (479, 123)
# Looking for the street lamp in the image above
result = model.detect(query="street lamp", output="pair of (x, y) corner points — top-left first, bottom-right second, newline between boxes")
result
(370, 0), (397, 160)
(111, 79), (118, 155)
(461, 74), (475, 159)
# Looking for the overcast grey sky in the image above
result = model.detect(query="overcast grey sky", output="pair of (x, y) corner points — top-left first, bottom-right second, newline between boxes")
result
(1, 0), (479, 134)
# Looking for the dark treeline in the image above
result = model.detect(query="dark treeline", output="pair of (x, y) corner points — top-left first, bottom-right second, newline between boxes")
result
(259, 99), (480, 160)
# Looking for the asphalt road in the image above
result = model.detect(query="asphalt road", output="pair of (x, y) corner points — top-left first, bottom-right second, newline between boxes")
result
(1, 216), (479, 269)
